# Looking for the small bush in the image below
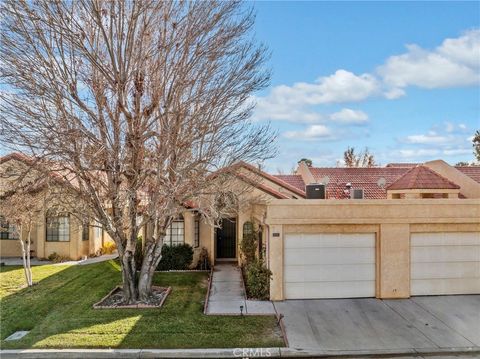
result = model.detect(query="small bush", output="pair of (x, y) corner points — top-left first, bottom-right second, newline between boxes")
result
(240, 228), (257, 266)
(195, 247), (211, 270)
(134, 236), (144, 269)
(100, 242), (117, 255)
(47, 252), (70, 263)
(244, 259), (272, 300)
(157, 243), (193, 270)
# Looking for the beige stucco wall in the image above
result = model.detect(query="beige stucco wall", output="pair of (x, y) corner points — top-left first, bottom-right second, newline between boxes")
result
(0, 221), (38, 257)
(387, 188), (459, 199)
(2, 209), (100, 260)
(266, 199), (480, 300)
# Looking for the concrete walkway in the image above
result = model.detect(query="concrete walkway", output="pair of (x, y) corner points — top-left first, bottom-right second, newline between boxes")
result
(0, 253), (118, 267)
(205, 263), (275, 315)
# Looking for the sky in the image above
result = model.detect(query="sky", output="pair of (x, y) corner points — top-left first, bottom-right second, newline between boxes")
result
(250, 1), (480, 172)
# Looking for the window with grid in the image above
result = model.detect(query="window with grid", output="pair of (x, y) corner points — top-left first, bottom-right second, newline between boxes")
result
(0, 216), (18, 240)
(194, 217), (200, 248)
(166, 216), (184, 246)
(46, 212), (70, 242)
(82, 224), (90, 241)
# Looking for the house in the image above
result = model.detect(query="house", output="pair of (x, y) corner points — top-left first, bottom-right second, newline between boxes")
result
(1, 153), (479, 300)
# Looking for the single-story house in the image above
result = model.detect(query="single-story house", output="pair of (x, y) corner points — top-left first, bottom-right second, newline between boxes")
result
(1, 153), (479, 300)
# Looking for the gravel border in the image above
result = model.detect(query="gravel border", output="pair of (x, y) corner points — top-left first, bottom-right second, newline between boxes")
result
(93, 285), (171, 309)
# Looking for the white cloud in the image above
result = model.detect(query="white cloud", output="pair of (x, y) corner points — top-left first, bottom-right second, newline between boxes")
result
(445, 122), (455, 133)
(256, 69), (380, 110)
(253, 98), (323, 123)
(398, 149), (441, 158)
(329, 108), (369, 124)
(404, 133), (450, 145)
(283, 125), (334, 140)
(307, 70), (380, 104)
(443, 148), (472, 156)
(252, 29), (479, 129)
(378, 29), (480, 89)
(395, 121), (475, 161)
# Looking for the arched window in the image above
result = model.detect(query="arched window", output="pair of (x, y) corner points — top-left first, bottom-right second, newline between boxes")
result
(166, 214), (184, 246)
(46, 210), (70, 242)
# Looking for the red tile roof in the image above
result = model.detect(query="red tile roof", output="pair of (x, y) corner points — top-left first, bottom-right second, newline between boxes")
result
(308, 167), (410, 199)
(235, 161), (306, 198)
(386, 163), (419, 168)
(387, 165), (460, 190)
(273, 175), (305, 193)
(455, 166), (480, 184)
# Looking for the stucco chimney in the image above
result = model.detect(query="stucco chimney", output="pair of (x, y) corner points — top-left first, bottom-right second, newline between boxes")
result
(296, 160), (316, 185)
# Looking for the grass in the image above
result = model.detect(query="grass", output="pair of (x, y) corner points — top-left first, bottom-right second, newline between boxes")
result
(0, 261), (284, 349)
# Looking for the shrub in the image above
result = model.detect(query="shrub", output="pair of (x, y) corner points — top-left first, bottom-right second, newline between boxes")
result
(195, 247), (211, 270)
(47, 252), (70, 263)
(134, 236), (144, 269)
(157, 243), (193, 270)
(244, 259), (272, 300)
(240, 222), (257, 266)
(100, 242), (117, 255)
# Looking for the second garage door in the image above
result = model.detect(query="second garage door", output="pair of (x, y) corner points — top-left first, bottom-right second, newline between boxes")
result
(284, 233), (376, 299)
(411, 232), (480, 295)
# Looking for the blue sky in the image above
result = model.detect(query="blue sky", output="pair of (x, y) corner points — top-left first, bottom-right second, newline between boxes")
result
(251, 1), (480, 172)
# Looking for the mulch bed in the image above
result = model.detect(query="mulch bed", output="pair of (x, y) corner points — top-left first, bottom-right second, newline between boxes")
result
(93, 285), (171, 309)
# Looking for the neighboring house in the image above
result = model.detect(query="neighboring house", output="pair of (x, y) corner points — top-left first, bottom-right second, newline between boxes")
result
(1, 153), (479, 300)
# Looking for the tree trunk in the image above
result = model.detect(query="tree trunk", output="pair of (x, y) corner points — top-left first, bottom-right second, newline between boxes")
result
(138, 241), (163, 301)
(18, 224), (32, 287)
(26, 227), (33, 286)
(120, 250), (138, 304)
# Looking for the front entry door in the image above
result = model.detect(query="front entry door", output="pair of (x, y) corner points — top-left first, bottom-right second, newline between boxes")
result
(216, 218), (236, 259)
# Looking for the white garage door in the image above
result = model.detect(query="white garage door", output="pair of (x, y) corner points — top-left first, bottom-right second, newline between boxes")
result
(411, 232), (480, 296)
(284, 233), (376, 299)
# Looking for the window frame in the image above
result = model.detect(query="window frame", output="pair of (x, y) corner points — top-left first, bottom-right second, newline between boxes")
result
(0, 216), (18, 240)
(194, 216), (200, 248)
(165, 215), (185, 246)
(46, 211), (70, 242)
(82, 223), (90, 241)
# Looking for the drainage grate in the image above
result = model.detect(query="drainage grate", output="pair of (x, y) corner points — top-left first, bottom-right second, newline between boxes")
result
(5, 331), (29, 341)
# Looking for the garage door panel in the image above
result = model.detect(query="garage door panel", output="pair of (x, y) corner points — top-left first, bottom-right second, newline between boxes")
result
(285, 233), (375, 249)
(284, 233), (375, 299)
(411, 262), (480, 280)
(411, 232), (480, 296)
(284, 264), (375, 282)
(285, 281), (375, 299)
(412, 245), (480, 263)
(285, 247), (375, 266)
(412, 232), (480, 246)
(411, 278), (480, 296)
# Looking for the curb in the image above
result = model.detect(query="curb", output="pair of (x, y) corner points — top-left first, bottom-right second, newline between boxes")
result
(203, 266), (214, 314)
(280, 346), (480, 357)
(1, 346), (479, 358)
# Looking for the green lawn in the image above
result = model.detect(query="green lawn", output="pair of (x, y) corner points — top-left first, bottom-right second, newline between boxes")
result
(0, 261), (283, 349)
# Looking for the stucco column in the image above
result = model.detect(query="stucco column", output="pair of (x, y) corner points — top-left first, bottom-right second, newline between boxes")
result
(36, 211), (45, 259)
(378, 223), (410, 298)
(269, 224), (284, 301)
(183, 211), (194, 247)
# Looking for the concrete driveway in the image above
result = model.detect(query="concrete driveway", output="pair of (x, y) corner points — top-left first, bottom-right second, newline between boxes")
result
(274, 295), (480, 352)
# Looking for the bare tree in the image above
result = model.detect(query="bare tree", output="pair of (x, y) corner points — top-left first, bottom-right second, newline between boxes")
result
(0, 163), (50, 287)
(343, 147), (376, 168)
(473, 130), (480, 163)
(0, 1), (274, 303)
